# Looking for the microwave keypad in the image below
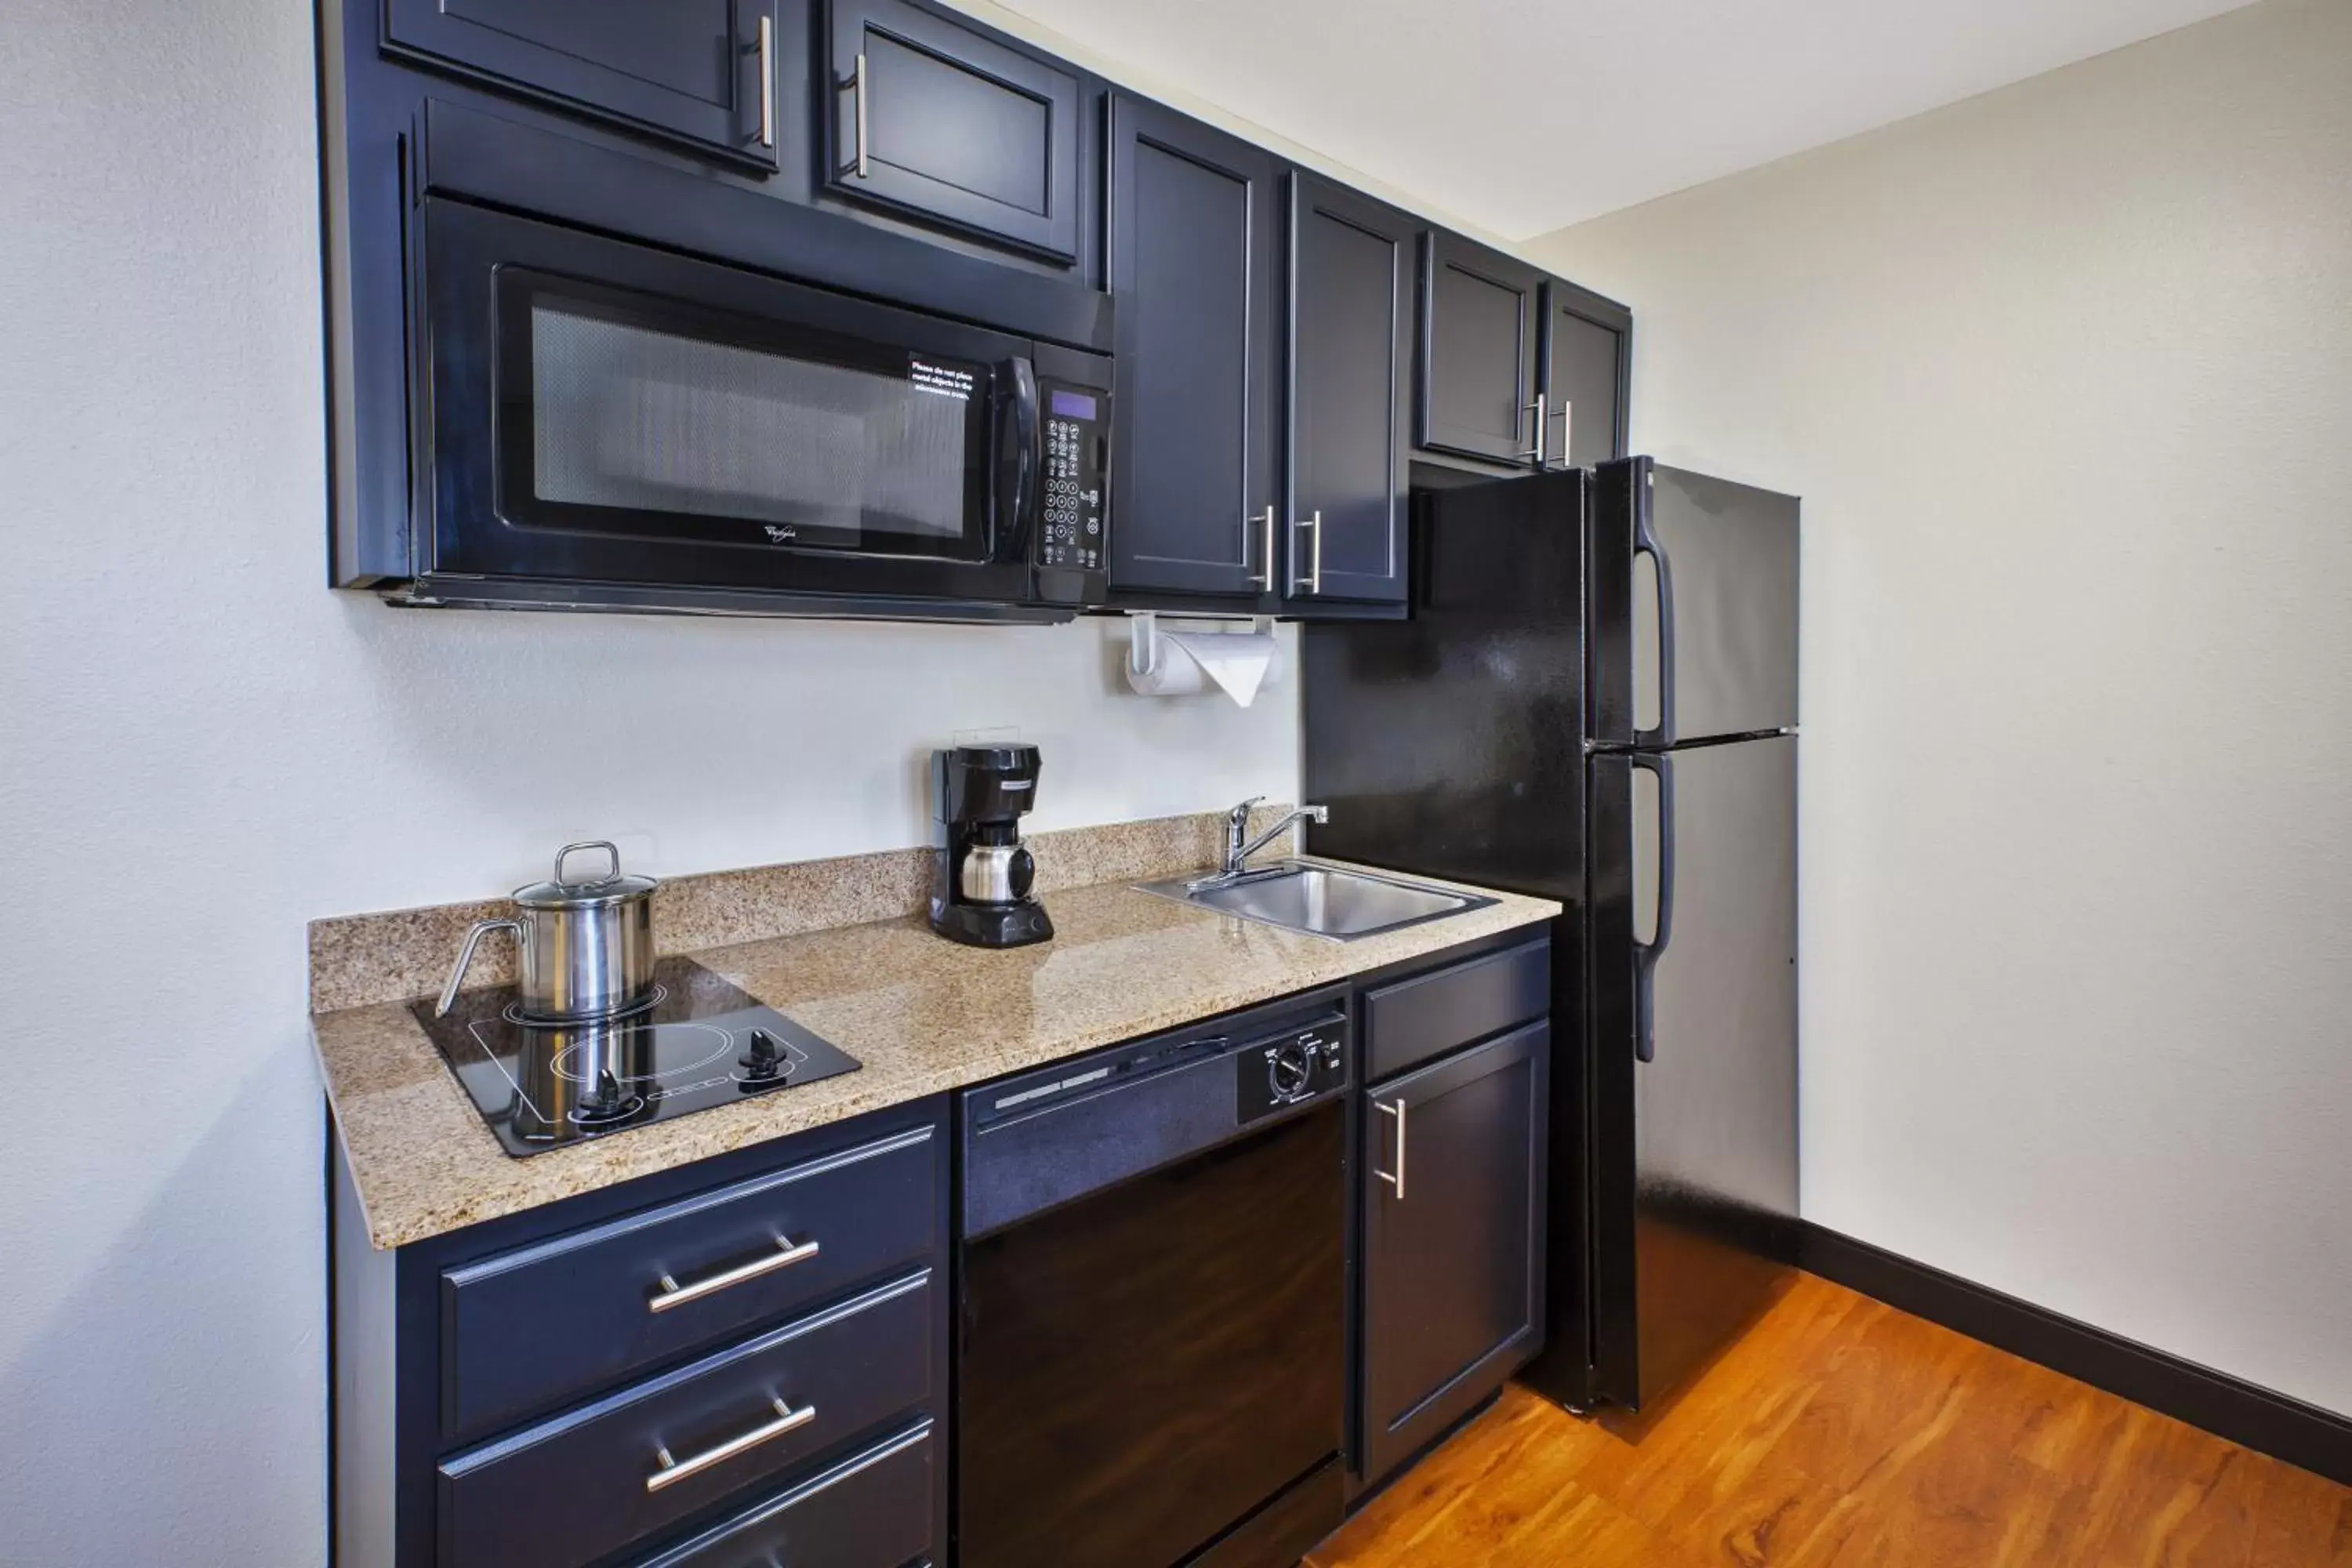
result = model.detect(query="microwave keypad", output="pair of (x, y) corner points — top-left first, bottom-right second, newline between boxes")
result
(1041, 405), (1104, 572)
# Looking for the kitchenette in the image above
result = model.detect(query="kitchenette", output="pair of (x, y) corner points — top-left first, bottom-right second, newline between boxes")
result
(305, 1), (1803, 1564)
(16, 0), (2352, 1557)
(14, 0), (2351, 1563)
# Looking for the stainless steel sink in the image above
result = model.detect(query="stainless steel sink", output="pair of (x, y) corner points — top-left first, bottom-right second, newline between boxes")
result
(1136, 861), (1495, 942)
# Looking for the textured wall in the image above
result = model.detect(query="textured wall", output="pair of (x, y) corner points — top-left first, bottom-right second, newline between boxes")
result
(0, 3), (1294, 1560)
(1528, 0), (2352, 1416)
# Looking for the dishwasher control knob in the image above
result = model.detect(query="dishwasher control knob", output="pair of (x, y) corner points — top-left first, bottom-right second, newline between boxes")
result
(1267, 1040), (1316, 1103)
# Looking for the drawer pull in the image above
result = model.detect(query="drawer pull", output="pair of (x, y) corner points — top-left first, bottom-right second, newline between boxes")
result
(646, 1397), (816, 1494)
(650, 1235), (821, 1314)
(754, 15), (775, 151)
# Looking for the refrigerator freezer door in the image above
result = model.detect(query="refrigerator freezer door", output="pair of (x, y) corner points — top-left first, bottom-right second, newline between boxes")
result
(1587, 735), (1798, 1410)
(1591, 459), (1800, 747)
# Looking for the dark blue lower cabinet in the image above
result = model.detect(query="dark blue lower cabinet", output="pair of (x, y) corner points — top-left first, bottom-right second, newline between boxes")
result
(634, 1417), (937, 1567)
(331, 1098), (951, 1568)
(1357, 1021), (1549, 1486)
(438, 1272), (934, 1568)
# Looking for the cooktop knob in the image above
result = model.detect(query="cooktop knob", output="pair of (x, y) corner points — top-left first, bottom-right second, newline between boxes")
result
(739, 1029), (784, 1080)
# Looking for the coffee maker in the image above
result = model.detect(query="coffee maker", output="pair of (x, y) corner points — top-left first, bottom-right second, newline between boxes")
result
(929, 745), (1053, 949)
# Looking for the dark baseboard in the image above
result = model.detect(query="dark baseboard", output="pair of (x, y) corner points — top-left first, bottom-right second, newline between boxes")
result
(1798, 1223), (2352, 1488)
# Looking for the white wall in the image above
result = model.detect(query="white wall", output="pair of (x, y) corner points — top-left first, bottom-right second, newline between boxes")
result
(1530, 0), (2352, 1416)
(0, 3), (1294, 1561)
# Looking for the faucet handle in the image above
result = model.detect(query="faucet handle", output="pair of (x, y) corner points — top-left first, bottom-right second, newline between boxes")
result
(1228, 796), (1265, 826)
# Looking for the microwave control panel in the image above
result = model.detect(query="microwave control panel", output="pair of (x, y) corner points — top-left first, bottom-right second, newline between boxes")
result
(1039, 382), (1109, 573)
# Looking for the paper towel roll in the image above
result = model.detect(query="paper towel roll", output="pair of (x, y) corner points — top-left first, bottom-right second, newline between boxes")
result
(1125, 624), (1284, 707)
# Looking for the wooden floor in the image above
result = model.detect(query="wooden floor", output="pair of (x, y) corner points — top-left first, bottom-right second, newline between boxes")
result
(1308, 1272), (2352, 1566)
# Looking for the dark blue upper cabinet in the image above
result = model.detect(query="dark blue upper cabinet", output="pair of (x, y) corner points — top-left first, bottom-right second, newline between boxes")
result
(1284, 176), (1411, 608)
(1542, 279), (1631, 471)
(1106, 96), (1282, 602)
(822, 0), (1083, 263)
(383, 0), (783, 171)
(1416, 230), (1544, 467)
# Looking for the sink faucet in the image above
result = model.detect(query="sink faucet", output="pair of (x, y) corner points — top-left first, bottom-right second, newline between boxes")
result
(1197, 797), (1330, 889)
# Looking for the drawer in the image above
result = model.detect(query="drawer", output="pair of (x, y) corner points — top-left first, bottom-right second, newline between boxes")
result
(440, 1269), (935, 1568)
(441, 1123), (938, 1441)
(636, 1417), (936, 1567)
(1363, 935), (1550, 1081)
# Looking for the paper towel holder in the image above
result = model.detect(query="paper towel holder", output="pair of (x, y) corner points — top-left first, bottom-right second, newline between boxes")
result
(1123, 610), (1276, 681)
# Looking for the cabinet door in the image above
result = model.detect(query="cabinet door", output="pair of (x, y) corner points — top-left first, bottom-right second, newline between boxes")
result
(1107, 95), (1281, 601)
(1541, 279), (1630, 471)
(385, 0), (780, 170)
(1359, 1021), (1548, 1486)
(1415, 231), (1541, 466)
(1284, 176), (1410, 607)
(822, 0), (1082, 262)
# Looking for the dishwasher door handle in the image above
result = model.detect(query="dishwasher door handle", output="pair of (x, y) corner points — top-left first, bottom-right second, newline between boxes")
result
(1374, 1098), (1406, 1200)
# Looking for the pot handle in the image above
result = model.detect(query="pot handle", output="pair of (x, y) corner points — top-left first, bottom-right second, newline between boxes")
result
(554, 840), (622, 887)
(436, 918), (522, 1018)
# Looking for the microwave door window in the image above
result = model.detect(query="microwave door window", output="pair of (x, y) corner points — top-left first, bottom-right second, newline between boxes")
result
(512, 295), (987, 556)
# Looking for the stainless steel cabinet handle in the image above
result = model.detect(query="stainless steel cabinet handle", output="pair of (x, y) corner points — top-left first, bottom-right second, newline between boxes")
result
(648, 1235), (821, 1314)
(1375, 1098), (1407, 1200)
(755, 15), (775, 149)
(1518, 393), (1546, 464)
(1250, 504), (1276, 590)
(646, 1397), (815, 1493)
(854, 49), (869, 177)
(1293, 510), (1323, 594)
(840, 50), (869, 178)
(1548, 397), (1573, 470)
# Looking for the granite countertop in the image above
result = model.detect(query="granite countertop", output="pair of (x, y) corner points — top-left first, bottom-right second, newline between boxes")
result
(314, 862), (1559, 1250)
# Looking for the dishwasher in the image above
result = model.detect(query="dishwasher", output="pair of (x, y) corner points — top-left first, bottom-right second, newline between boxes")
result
(956, 990), (1353, 1568)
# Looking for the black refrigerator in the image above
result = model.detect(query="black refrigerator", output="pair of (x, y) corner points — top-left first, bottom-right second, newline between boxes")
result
(1302, 456), (1800, 1413)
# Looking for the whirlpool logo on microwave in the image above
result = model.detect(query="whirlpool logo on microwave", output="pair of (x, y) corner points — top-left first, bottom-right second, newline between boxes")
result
(763, 525), (798, 543)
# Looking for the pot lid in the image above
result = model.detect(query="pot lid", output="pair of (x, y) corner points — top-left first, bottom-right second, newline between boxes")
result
(512, 841), (658, 909)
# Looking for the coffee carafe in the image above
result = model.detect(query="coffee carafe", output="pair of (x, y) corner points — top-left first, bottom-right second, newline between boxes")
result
(929, 745), (1054, 949)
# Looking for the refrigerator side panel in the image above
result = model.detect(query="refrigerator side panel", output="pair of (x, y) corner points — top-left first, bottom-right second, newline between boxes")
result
(1644, 466), (1801, 744)
(1301, 471), (1588, 901)
(1303, 469), (1601, 1413)
(1631, 733), (1800, 1408)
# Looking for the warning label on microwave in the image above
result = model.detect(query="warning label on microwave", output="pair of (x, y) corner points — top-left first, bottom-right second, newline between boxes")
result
(908, 358), (976, 401)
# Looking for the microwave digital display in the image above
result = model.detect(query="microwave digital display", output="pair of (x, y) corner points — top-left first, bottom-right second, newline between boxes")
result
(1050, 389), (1098, 421)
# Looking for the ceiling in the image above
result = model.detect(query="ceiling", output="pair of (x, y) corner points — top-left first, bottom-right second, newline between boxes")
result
(991, 0), (2260, 239)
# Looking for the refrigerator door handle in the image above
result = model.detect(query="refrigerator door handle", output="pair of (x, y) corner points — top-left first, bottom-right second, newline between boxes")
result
(1630, 752), (1676, 1063)
(1632, 474), (1679, 746)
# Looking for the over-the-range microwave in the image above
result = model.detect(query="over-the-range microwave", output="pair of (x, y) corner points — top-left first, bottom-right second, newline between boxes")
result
(372, 191), (1112, 622)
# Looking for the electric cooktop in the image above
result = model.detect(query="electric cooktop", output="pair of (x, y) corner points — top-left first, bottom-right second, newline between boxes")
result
(413, 956), (860, 1158)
